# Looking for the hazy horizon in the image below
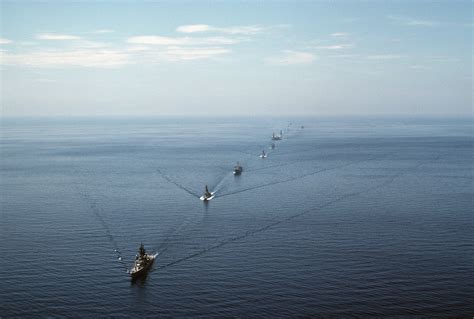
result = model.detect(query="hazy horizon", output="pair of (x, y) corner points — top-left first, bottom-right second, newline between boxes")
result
(1, 1), (472, 117)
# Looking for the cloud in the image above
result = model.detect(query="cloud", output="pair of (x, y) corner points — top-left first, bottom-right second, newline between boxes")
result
(0, 38), (13, 44)
(127, 35), (239, 46)
(132, 31), (235, 61)
(330, 32), (350, 37)
(265, 50), (316, 65)
(1, 49), (129, 68)
(0, 44), (231, 67)
(1, 27), (246, 68)
(315, 44), (353, 50)
(388, 15), (437, 27)
(176, 24), (211, 33)
(176, 24), (265, 35)
(37, 33), (82, 40)
(367, 54), (403, 60)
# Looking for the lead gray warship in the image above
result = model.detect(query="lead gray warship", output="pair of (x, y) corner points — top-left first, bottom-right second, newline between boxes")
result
(129, 243), (155, 279)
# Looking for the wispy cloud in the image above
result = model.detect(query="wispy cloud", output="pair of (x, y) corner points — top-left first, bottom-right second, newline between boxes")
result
(1, 35), (232, 67)
(388, 15), (437, 27)
(176, 24), (211, 33)
(1, 49), (129, 68)
(265, 50), (316, 65)
(0, 44), (234, 67)
(330, 32), (350, 37)
(176, 24), (265, 35)
(0, 38), (13, 44)
(2, 22), (288, 68)
(126, 32), (238, 61)
(315, 44), (353, 50)
(36, 33), (82, 40)
(127, 35), (239, 46)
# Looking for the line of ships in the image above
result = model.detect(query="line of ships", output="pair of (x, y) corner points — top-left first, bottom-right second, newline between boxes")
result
(200, 130), (284, 201)
(129, 127), (304, 279)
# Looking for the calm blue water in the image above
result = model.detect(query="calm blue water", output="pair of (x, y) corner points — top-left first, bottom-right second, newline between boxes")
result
(1, 117), (473, 317)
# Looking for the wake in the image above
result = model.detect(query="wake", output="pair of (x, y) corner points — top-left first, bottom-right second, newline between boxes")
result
(154, 156), (440, 271)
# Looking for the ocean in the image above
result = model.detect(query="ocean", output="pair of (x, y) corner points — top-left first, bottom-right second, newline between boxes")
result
(1, 116), (472, 317)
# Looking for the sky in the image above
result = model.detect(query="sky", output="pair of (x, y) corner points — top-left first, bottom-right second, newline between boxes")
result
(0, 0), (472, 117)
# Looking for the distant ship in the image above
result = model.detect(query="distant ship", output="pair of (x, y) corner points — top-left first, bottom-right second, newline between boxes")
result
(271, 132), (282, 141)
(233, 162), (243, 175)
(129, 243), (155, 279)
(259, 150), (267, 158)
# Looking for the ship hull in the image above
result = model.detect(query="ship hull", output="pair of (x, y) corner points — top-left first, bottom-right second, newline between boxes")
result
(130, 256), (155, 279)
